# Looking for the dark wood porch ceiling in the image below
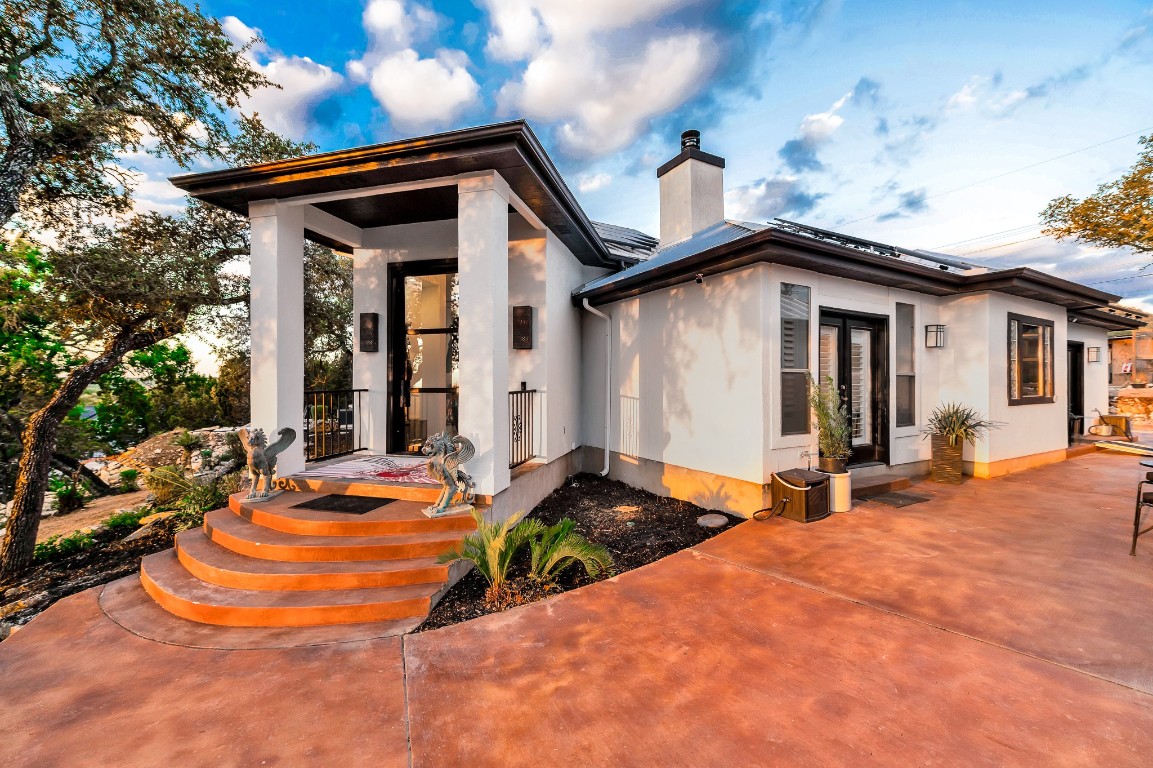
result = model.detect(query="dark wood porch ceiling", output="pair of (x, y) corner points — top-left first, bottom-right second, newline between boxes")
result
(169, 121), (617, 268)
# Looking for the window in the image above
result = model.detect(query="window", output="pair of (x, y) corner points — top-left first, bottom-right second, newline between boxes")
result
(781, 283), (810, 435)
(1008, 313), (1054, 405)
(895, 303), (915, 427)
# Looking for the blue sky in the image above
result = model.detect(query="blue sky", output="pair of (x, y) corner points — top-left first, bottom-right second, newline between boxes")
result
(136, 0), (1153, 306)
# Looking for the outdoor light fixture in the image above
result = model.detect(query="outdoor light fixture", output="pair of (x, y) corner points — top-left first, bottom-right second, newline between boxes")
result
(925, 324), (946, 348)
(1088, 346), (1102, 363)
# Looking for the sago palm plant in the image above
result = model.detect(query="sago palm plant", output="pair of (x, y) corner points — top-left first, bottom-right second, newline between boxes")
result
(437, 509), (538, 606)
(528, 518), (616, 583)
(924, 402), (996, 447)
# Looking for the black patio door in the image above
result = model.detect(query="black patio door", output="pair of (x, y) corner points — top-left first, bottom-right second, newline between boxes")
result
(819, 310), (889, 465)
(1068, 341), (1085, 442)
(388, 259), (459, 454)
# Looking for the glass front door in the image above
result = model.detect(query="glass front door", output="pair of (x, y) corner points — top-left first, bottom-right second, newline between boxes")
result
(389, 262), (459, 454)
(819, 311), (889, 465)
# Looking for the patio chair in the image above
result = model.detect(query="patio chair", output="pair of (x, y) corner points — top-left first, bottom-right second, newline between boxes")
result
(1132, 471), (1153, 556)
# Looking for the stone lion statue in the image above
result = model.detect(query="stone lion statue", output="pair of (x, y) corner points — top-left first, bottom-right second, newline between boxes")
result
(238, 426), (297, 500)
(422, 431), (476, 516)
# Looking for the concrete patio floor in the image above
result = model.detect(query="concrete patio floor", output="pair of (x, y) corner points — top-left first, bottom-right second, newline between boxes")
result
(3, 451), (1153, 766)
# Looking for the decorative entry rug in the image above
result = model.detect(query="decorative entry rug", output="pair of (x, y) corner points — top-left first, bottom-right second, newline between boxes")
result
(291, 495), (395, 515)
(294, 455), (438, 485)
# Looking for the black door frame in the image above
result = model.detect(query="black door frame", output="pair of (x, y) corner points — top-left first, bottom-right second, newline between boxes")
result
(1067, 340), (1085, 442)
(387, 258), (459, 454)
(819, 308), (890, 466)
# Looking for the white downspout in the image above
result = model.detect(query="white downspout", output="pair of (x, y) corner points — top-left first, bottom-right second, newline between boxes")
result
(582, 298), (612, 476)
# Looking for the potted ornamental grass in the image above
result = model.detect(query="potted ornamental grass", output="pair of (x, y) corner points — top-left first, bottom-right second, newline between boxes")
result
(923, 402), (995, 484)
(808, 375), (853, 511)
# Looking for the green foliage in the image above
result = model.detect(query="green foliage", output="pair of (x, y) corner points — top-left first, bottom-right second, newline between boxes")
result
(177, 478), (228, 515)
(34, 531), (96, 563)
(102, 507), (150, 532)
(807, 375), (852, 460)
(924, 403), (997, 447)
(52, 480), (86, 513)
(528, 518), (615, 583)
(144, 465), (192, 507)
(0, 0), (272, 228)
(438, 510), (537, 606)
(1043, 134), (1153, 255)
(118, 469), (139, 492)
(225, 431), (246, 466)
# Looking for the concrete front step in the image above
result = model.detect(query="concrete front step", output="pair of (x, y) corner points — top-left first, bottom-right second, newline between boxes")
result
(140, 550), (441, 627)
(205, 509), (467, 563)
(228, 492), (476, 537)
(175, 529), (450, 591)
(852, 473), (913, 499)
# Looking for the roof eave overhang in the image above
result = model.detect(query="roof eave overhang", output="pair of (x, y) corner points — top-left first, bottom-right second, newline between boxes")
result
(574, 229), (964, 306)
(574, 231), (1122, 313)
(1070, 308), (1146, 331)
(169, 121), (616, 268)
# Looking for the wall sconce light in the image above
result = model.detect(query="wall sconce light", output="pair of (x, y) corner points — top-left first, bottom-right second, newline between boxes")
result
(1088, 347), (1102, 363)
(512, 305), (533, 350)
(925, 324), (946, 348)
(359, 312), (379, 353)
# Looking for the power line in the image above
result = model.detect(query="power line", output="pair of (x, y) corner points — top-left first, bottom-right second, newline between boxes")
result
(956, 235), (1048, 256)
(932, 223), (1043, 251)
(839, 125), (1153, 229)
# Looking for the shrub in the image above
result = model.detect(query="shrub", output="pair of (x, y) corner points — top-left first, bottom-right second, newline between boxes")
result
(118, 469), (140, 492)
(924, 402), (997, 447)
(103, 507), (150, 532)
(145, 465), (192, 506)
(225, 430), (245, 467)
(438, 510), (538, 608)
(178, 478), (228, 514)
(53, 482), (86, 514)
(528, 518), (615, 583)
(35, 531), (96, 562)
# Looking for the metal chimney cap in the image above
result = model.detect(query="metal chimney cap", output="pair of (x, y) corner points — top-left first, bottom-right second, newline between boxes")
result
(680, 130), (701, 150)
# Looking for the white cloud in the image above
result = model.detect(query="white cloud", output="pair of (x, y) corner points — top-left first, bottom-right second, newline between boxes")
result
(222, 17), (343, 140)
(483, 0), (719, 157)
(351, 0), (479, 131)
(578, 172), (612, 193)
(946, 76), (986, 110)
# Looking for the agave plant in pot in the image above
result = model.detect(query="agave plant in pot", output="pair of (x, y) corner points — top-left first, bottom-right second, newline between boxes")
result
(923, 402), (996, 483)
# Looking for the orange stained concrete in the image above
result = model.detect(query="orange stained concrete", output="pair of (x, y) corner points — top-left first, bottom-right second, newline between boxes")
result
(4, 451), (1153, 766)
(0, 589), (410, 767)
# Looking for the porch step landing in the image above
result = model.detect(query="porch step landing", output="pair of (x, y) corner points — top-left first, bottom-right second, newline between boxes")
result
(851, 474), (912, 499)
(138, 492), (475, 629)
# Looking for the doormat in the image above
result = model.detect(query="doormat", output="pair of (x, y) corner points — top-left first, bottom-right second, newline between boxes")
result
(859, 491), (932, 508)
(292, 495), (395, 515)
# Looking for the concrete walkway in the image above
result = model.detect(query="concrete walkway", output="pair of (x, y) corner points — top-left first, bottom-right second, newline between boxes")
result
(3, 451), (1153, 766)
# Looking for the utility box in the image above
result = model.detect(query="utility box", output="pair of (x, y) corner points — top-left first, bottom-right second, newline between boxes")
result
(771, 469), (831, 523)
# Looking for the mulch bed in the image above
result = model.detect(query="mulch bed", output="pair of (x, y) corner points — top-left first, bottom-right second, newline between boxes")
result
(417, 473), (743, 631)
(0, 515), (192, 635)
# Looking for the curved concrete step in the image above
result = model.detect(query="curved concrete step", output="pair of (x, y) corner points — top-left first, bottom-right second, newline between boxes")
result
(280, 475), (442, 503)
(204, 509), (466, 562)
(140, 550), (440, 627)
(175, 529), (449, 591)
(228, 493), (476, 537)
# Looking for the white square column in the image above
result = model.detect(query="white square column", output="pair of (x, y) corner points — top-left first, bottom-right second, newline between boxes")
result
(351, 246), (389, 452)
(457, 172), (511, 496)
(249, 200), (306, 476)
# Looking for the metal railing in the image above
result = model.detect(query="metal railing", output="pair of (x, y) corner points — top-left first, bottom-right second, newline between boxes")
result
(304, 389), (367, 462)
(509, 386), (537, 468)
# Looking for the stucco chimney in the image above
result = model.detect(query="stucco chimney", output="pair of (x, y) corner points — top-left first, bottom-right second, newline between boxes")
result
(657, 130), (726, 246)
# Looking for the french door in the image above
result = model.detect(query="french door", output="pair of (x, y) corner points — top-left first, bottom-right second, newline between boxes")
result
(388, 260), (459, 454)
(819, 310), (889, 465)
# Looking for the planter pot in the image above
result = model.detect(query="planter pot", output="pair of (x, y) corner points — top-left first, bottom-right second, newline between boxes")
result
(817, 456), (848, 474)
(930, 434), (964, 484)
(827, 470), (852, 513)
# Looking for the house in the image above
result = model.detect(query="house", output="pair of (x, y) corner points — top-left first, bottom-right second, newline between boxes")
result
(171, 121), (1143, 519)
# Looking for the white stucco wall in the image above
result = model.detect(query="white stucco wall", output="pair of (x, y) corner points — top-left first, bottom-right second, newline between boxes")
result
(581, 264), (767, 485)
(1068, 322), (1110, 427)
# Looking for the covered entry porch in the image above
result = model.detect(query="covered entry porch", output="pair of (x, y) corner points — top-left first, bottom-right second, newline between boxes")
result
(171, 122), (618, 499)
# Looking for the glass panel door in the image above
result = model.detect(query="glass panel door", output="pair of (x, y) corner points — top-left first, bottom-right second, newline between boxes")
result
(850, 328), (873, 446)
(819, 324), (839, 397)
(390, 266), (459, 453)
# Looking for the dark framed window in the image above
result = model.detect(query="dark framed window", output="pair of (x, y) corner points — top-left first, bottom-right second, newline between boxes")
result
(1008, 312), (1054, 405)
(781, 283), (811, 435)
(895, 303), (915, 427)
